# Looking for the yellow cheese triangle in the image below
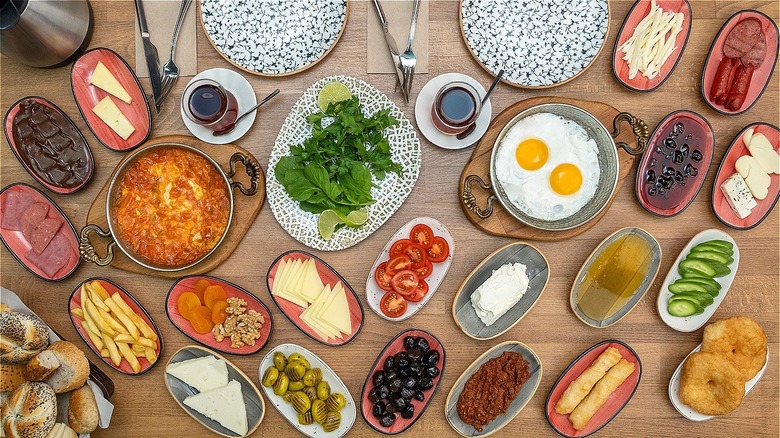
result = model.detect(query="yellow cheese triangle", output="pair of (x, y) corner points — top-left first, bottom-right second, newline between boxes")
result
(316, 282), (340, 320)
(299, 259), (324, 303)
(90, 61), (132, 104)
(291, 259), (311, 299)
(280, 260), (303, 296)
(91, 96), (135, 140)
(271, 259), (288, 295)
(321, 285), (352, 335)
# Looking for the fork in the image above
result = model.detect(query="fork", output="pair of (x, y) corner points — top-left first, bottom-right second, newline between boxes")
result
(157, 0), (192, 105)
(399, 0), (421, 102)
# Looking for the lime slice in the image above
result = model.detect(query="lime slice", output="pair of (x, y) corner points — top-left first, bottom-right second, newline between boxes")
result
(317, 210), (344, 240)
(330, 208), (369, 227)
(317, 82), (352, 111)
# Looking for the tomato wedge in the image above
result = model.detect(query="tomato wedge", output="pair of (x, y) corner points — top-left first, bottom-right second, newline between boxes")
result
(390, 239), (411, 257)
(404, 243), (427, 268)
(407, 280), (428, 302)
(386, 255), (412, 275)
(413, 259), (433, 279)
(374, 262), (393, 291)
(391, 270), (419, 297)
(410, 224), (434, 249)
(426, 236), (449, 263)
(380, 291), (407, 318)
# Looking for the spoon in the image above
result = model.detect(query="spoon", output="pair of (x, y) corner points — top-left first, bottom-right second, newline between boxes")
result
(213, 89), (281, 136)
(456, 70), (504, 140)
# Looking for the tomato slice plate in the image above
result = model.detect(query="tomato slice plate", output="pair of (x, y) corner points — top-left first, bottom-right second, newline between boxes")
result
(405, 243), (427, 268)
(407, 280), (428, 302)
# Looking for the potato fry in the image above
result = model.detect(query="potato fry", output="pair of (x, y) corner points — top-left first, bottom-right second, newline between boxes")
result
(70, 308), (84, 320)
(111, 292), (158, 341)
(89, 280), (111, 301)
(96, 306), (128, 335)
(85, 282), (110, 312)
(132, 344), (147, 355)
(116, 342), (141, 373)
(101, 332), (121, 366)
(113, 334), (136, 344)
(100, 348), (110, 357)
(82, 321), (104, 351)
(105, 295), (140, 340)
(145, 348), (157, 364)
(134, 337), (156, 349)
(85, 299), (116, 337)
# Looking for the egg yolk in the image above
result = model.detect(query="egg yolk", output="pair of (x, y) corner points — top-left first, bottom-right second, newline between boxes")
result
(550, 163), (583, 195)
(515, 138), (548, 170)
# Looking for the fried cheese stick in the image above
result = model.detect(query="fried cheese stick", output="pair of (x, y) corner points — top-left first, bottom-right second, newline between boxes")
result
(555, 346), (622, 414)
(569, 358), (636, 430)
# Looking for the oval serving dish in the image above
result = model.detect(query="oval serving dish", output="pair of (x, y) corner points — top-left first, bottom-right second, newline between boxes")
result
(712, 122), (780, 230)
(612, 0), (692, 92)
(445, 341), (542, 437)
(266, 250), (363, 346)
(0, 182), (80, 281)
(70, 47), (151, 151)
(166, 275), (273, 355)
(657, 229), (739, 332)
(68, 277), (163, 375)
(452, 242), (549, 340)
(166, 345), (264, 437)
(365, 217), (454, 322)
(258, 343), (356, 438)
(635, 110), (714, 217)
(3, 96), (94, 194)
(701, 10), (779, 115)
(668, 344), (768, 421)
(545, 340), (642, 437)
(360, 329), (446, 435)
(571, 227), (661, 328)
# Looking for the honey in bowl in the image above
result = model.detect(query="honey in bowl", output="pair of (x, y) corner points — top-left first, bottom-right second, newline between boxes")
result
(575, 233), (653, 321)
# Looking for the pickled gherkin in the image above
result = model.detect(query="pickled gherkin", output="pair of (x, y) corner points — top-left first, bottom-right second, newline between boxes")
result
(286, 362), (306, 381)
(302, 385), (317, 402)
(297, 410), (314, 425)
(303, 368), (322, 387)
(288, 380), (305, 392)
(290, 391), (311, 414)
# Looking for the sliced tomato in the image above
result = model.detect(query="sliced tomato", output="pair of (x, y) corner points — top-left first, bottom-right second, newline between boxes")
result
(404, 243), (427, 268)
(413, 259), (433, 279)
(426, 236), (450, 263)
(374, 262), (393, 291)
(390, 239), (411, 257)
(406, 280), (428, 302)
(380, 291), (407, 318)
(391, 270), (419, 297)
(410, 224), (434, 249)
(386, 255), (412, 275)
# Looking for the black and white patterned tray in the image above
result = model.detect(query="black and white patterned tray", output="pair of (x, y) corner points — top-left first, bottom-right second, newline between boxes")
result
(460, 0), (610, 88)
(200, 0), (348, 76)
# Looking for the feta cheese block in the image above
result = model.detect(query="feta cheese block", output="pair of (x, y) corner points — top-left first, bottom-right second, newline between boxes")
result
(89, 61), (132, 103)
(470, 263), (530, 327)
(91, 96), (135, 140)
(721, 173), (758, 219)
(183, 380), (248, 436)
(165, 355), (229, 393)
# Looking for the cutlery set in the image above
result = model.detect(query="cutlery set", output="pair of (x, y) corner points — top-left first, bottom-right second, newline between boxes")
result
(372, 0), (421, 102)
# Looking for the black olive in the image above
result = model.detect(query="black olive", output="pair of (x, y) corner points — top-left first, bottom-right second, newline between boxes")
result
(423, 350), (440, 366)
(403, 376), (417, 389)
(680, 143), (689, 157)
(691, 150), (703, 162)
(368, 387), (380, 403)
(373, 370), (385, 387)
(674, 171), (684, 183)
(400, 387), (415, 400)
(385, 403), (396, 415)
(648, 186), (657, 196)
(414, 390), (425, 402)
(393, 396), (407, 410)
(379, 413), (396, 428)
(378, 385), (390, 400)
(425, 366), (440, 378)
(398, 367), (411, 379)
(406, 348), (422, 363)
(414, 338), (430, 353)
(395, 352), (409, 369)
(388, 378), (403, 393)
(372, 401), (386, 419)
(418, 376), (434, 391)
(408, 363), (423, 377)
(384, 356), (396, 370)
(684, 163), (698, 176)
(673, 150), (683, 164)
(663, 138), (676, 149)
(403, 336), (415, 350)
(384, 370), (397, 383)
(401, 405), (415, 419)
(646, 169), (655, 182)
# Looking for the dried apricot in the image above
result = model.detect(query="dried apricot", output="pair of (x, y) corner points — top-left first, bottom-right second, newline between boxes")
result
(177, 292), (202, 321)
(211, 300), (228, 324)
(190, 305), (214, 334)
(204, 285), (227, 309)
(193, 279), (211, 304)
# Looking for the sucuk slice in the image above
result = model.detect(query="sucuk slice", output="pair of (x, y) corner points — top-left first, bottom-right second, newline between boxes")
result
(686, 250), (733, 265)
(679, 259), (717, 277)
(668, 300), (700, 317)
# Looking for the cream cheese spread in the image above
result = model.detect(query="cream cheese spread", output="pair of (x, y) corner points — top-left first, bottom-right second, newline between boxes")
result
(470, 263), (529, 326)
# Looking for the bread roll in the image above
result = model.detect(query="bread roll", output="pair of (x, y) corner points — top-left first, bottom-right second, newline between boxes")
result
(0, 364), (26, 392)
(1, 381), (57, 438)
(44, 342), (88, 394)
(0, 312), (49, 364)
(67, 385), (98, 434)
(25, 351), (60, 382)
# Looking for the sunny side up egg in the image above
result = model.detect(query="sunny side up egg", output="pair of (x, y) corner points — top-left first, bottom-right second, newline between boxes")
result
(494, 112), (601, 221)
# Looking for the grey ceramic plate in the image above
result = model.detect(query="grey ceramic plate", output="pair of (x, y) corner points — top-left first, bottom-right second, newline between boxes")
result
(452, 242), (549, 340)
(445, 341), (542, 437)
(164, 345), (264, 437)
(570, 227), (661, 328)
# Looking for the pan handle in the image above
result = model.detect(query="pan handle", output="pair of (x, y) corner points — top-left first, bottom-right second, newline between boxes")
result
(611, 112), (649, 156)
(79, 224), (116, 267)
(226, 152), (261, 196)
(462, 175), (496, 219)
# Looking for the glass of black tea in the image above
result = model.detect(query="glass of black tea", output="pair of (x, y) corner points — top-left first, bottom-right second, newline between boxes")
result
(182, 79), (239, 132)
(430, 81), (482, 135)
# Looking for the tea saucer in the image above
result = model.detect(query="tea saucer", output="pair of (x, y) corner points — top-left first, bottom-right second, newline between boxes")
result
(414, 73), (492, 150)
(180, 68), (257, 145)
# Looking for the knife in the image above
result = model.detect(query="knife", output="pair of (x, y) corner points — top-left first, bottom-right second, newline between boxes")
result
(134, 0), (163, 114)
(371, 0), (405, 95)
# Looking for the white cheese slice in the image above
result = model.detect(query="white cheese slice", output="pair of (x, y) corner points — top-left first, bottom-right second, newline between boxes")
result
(470, 263), (529, 327)
(746, 133), (780, 174)
(166, 356), (229, 393)
(299, 259), (324, 303)
(721, 173), (757, 219)
(183, 380), (248, 436)
(735, 155), (771, 200)
(91, 96), (135, 140)
(320, 285), (352, 335)
(89, 61), (132, 104)
(271, 259), (288, 295)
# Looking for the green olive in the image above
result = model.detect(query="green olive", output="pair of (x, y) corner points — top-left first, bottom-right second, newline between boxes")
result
(273, 373), (289, 396)
(288, 380), (305, 392)
(316, 381), (330, 400)
(325, 392), (346, 411)
(273, 352), (287, 372)
(297, 410), (313, 425)
(286, 362), (306, 381)
(302, 368), (322, 387)
(302, 385), (317, 402)
(297, 357), (310, 369)
(282, 391), (295, 403)
(287, 352), (304, 363)
(322, 411), (341, 433)
(261, 366), (279, 387)
(310, 399), (328, 424)
(290, 391), (311, 414)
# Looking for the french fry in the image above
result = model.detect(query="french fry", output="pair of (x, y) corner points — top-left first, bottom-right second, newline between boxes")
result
(116, 342), (140, 373)
(82, 321), (104, 351)
(111, 292), (158, 341)
(70, 308), (84, 320)
(85, 299), (116, 337)
(113, 334), (136, 344)
(96, 306), (128, 335)
(133, 337), (156, 349)
(87, 284), (110, 312)
(100, 348), (110, 357)
(89, 280), (111, 301)
(145, 348), (157, 364)
(105, 295), (140, 339)
(132, 344), (146, 355)
(101, 332), (121, 366)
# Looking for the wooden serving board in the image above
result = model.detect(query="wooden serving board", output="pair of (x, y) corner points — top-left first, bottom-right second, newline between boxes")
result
(458, 96), (647, 241)
(85, 135), (265, 278)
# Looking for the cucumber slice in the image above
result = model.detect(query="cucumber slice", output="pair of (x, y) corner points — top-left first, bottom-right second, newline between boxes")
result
(686, 250), (733, 265)
(702, 239), (734, 250)
(679, 259), (717, 277)
(668, 295), (705, 313)
(704, 260), (731, 277)
(680, 277), (722, 291)
(674, 291), (714, 306)
(669, 281), (711, 295)
(680, 267), (712, 279)
(668, 300), (700, 317)
(691, 243), (734, 256)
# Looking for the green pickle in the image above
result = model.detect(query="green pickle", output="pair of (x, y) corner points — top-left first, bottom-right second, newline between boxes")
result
(303, 368), (322, 387)
(288, 380), (305, 392)
(273, 352), (287, 372)
(297, 410), (314, 425)
(273, 373), (289, 396)
(262, 366), (279, 387)
(311, 399), (329, 424)
(325, 393), (346, 411)
(316, 381), (330, 400)
(290, 391), (312, 414)
(322, 411), (341, 432)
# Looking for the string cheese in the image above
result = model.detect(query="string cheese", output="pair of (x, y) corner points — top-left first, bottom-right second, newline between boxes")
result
(618, 0), (685, 80)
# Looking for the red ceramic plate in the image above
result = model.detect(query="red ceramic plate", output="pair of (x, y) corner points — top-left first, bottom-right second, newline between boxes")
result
(545, 340), (642, 437)
(68, 277), (163, 375)
(712, 122), (780, 230)
(266, 250), (364, 346)
(0, 182), (80, 281)
(70, 47), (151, 151)
(360, 329), (445, 435)
(613, 0), (692, 92)
(635, 110), (714, 217)
(166, 275), (273, 355)
(3, 96), (94, 194)
(701, 10), (779, 115)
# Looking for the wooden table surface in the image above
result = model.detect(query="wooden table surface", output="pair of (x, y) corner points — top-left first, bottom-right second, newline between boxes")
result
(1, 1), (778, 437)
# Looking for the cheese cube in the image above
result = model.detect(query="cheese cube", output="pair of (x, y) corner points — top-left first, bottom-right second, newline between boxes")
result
(721, 173), (758, 219)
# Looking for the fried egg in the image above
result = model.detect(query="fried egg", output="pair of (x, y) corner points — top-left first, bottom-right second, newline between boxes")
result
(495, 112), (600, 221)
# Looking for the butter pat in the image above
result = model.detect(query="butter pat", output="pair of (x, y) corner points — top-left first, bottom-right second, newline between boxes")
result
(166, 355), (229, 393)
(183, 380), (248, 436)
(470, 263), (529, 327)
(90, 61), (132, 103)
(92, 96), (135, 140)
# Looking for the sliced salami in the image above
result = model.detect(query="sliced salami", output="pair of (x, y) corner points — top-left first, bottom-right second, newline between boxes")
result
(20, 203), (50, 243)
(25, 233), (72, 278)
(1, 190), (36, 230)
(28, 217), (63, 254)
(723, 18), (763, 58)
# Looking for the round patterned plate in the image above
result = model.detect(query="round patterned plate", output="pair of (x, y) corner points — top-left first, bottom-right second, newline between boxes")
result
(199, 0), (348, 76)
(267, 76), (422, 251)
(460, 0), (610, 88)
